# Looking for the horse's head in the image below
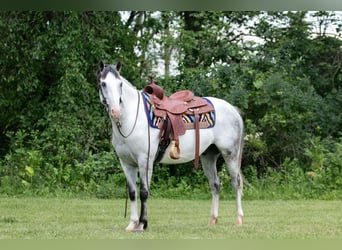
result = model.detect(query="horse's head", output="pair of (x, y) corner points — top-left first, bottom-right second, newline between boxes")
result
(97, 61), (123, 120)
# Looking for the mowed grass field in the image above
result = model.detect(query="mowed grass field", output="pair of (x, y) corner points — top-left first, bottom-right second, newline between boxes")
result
(0, 197), (341, 239)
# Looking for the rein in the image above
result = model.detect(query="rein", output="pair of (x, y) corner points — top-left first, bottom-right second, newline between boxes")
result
(116, 89), (141, 138)
(120, 89), (151, 219)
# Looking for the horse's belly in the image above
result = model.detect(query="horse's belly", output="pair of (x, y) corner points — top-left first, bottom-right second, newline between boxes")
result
(159, 129), (214, 164)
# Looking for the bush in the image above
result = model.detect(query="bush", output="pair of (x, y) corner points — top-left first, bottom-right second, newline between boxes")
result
(304, 136), (342, 198)
(242, 136), (342, 200)
(0, 128), (123, 196)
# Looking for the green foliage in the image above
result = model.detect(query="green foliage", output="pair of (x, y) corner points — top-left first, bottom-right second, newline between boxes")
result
(1, 11), (342, 199)
(242, 135), (342, 200)
(0, 131), (124, 197)
(250, 71), (324, 167)
(0, 11), (135, 196)
(151, 164), (216, 199)
(304, 136), (342, 196)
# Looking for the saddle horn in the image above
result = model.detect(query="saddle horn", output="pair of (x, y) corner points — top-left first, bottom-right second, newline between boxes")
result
(144, 76), (164, 99)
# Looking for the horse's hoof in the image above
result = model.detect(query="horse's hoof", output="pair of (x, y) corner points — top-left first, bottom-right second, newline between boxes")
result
(133, 223), (145, 233)
(209, 216), (218, 226)
(125, 221), (138, 232)
(235, 216), (243, 225)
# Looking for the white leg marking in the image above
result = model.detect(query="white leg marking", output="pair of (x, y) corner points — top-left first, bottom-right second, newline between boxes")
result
(125, 220), (139, 232)
(209, 193), (219, 226)
(235, 183), (243, 225)
(125, 199), (139, 232)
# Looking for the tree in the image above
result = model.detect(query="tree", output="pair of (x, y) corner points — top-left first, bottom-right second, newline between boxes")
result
(1, 11), (341, 195)
(0, 11), (138, 192)
(242, 11), (342, 172)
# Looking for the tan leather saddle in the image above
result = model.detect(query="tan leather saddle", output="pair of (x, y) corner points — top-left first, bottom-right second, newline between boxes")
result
(144, 78), (215, 168)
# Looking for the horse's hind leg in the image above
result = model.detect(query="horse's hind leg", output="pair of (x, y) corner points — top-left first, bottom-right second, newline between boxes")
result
(224, 152), (244, 225)
(200, 145), (221, 226)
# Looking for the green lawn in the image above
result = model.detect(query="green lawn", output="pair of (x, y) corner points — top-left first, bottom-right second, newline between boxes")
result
(0, 197), (341, 239)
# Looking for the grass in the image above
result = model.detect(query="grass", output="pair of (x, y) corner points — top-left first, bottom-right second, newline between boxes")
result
(0, 197), (341, 239)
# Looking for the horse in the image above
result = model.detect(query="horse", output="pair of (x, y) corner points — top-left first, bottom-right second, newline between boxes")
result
(97, 61), (244, 232)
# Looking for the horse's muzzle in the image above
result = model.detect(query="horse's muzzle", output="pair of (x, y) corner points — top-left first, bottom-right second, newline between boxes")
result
(111, 108), (121, 119)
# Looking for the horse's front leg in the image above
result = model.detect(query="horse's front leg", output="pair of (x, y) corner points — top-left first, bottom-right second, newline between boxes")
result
(134, 181), (149, 232)
(121, 162), (139, 232)
(125, 188), (139, 232)
(134, 160), (153, 232)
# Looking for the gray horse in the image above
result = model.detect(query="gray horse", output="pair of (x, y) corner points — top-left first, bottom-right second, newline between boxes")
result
(97, 61), (244, 232)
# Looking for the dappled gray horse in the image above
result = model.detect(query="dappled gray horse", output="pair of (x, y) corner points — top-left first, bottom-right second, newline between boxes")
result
(97, 61), (244, 232)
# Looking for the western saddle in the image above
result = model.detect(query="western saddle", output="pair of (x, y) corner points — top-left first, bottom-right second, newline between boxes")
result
(144, 77), (215, 169)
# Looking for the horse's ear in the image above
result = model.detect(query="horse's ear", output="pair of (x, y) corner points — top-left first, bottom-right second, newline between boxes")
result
(98, 60), (105, 71)
(116, 61), (122, 72)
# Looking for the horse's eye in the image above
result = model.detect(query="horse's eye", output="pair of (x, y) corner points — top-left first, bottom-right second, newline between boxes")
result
(101, 82), (106, 88)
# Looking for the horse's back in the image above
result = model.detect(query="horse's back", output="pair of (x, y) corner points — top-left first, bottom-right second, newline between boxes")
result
(205, 97), (244, 150)
(206, 97), (243, 127)
(159, 96), (243, 164)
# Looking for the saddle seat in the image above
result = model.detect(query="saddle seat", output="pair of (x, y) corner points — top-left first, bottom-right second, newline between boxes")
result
(144, 79), (215, 168)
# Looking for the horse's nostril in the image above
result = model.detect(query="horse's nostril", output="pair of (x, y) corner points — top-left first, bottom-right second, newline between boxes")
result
(111, 108), (121, 119)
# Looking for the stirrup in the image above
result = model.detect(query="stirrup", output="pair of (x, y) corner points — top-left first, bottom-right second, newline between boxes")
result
(170, 140), (181, 159)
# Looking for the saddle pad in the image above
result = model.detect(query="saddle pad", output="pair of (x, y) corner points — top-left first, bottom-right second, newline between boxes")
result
(142, 92), (215, 129)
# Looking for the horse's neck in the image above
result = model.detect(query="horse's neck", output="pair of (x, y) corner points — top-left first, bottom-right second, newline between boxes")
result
(112, 79), (140, 133)
(121, 78), (139, 110)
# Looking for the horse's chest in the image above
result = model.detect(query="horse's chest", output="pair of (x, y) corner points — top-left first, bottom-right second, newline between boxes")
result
(112, 139), (140, 162)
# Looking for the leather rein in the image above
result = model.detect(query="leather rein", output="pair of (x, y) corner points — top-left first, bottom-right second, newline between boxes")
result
(98, 79), (141, 138)
(115, 89), (141, 138)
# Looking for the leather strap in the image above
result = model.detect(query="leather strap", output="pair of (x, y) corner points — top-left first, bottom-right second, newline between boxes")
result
(154, 118), (171, 164)
(194, 109), (200, 169)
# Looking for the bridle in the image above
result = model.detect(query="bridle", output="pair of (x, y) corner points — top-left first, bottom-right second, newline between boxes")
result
(98, 81), (109, 112)
(98, 74), (141, 139)
(115, 89), (140, 138)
